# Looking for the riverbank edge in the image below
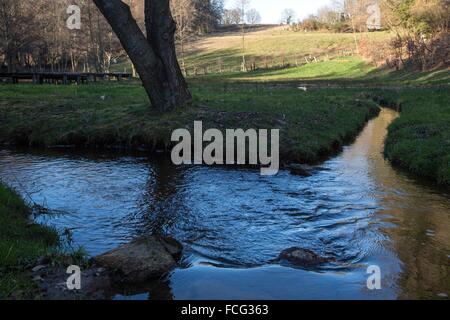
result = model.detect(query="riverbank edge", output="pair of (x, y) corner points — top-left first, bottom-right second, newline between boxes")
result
(372, 89), (450, 187)
(0, 100), (381, 168)
(0, 182), (91, 299)
(0, 182), (57, 299)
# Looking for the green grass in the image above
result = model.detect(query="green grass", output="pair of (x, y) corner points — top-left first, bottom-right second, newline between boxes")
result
(382, 88), (450, 186)
(190, 56), (450, 85)
(184, 30), (367, 70)
(193, 83), (380, 162)
(0, 82), (380, 164)
(0, 183), (59, 299)
(191, 56), (376, 82)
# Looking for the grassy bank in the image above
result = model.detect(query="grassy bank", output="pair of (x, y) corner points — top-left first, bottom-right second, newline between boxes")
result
(0, 82), (380, 164)
(382, 88), (450, 186)
(0, 182), (59, 299)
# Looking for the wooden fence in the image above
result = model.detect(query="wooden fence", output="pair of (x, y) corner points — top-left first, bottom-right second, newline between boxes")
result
(0, 72), (132, 85)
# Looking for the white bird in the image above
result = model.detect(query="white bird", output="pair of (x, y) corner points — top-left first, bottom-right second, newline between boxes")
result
(100, 95), (106, 101)
(298, 86), (308, 92)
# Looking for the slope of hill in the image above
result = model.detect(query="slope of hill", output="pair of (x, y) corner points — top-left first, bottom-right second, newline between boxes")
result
(183, 25), (392, 73)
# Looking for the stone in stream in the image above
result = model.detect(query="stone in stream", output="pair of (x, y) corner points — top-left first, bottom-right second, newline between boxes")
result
(287, 164), (314, 177)
(93, 236), (183, 284)
(278, 247), (329, 267)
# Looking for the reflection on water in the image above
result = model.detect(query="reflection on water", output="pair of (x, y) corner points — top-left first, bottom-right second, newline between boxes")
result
(0, 109), (449, 299)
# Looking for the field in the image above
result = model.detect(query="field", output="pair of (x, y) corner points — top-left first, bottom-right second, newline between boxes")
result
(115, 26), (392, 74)
(184, 26), (380, 70)
(191, 56), (450, 85)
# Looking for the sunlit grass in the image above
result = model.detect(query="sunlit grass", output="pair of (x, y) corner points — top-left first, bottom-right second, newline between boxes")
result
(382, 88), (450, 185)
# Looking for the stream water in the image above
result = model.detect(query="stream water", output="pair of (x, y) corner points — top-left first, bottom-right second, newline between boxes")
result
(0, 108), (449, 299)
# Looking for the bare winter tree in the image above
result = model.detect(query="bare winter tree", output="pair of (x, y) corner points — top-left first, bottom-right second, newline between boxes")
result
(171, 0), (196, 75)
(316, 6), (340, 24)
(234, 0), (250, 71)
(222, 8), (242, 25)
(246, 8), (261, 25)
(0, 1), (40, 72)
(280, 8), (296, 25)
(93, 0), (192, 112)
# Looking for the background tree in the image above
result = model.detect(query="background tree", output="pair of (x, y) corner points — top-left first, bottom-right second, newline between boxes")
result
(171, 0), (196, 74)
(222, 8), (241, 25)
(246, 8), (261, 25)
(280, 8), (296, 25)
(233, 0), (250, 71)
(384, 0), (449, 70)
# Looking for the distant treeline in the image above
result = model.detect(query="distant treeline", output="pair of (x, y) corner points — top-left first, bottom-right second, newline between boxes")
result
(223, 0), (449, 72)
(0, 0), (448, 73)
(0, 0), (224, 73)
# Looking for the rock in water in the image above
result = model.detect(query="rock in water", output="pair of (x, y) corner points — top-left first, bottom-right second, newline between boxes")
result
(93, 236), (182, 284)
(278, 247), (328, 267)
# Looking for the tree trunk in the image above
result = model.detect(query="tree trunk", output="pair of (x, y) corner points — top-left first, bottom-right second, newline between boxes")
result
(144, 0), (191, 109)
(93, 0), (191, 112)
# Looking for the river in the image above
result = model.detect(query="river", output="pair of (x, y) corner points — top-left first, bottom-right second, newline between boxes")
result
(0, 108), (449, 299)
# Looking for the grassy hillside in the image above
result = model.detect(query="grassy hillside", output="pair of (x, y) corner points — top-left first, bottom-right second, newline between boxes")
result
(191, 56), (450, 85)
(113, 26), (392, 74)
(183, 26), (390, 71)
(113, 25), (447, 85)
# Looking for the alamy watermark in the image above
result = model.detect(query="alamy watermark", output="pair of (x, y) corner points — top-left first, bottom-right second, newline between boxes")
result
(367, 265), (382, 290)
(171, 122), (280, 176)
(66, 265), (81, 290)
(66, 5), (81, 30)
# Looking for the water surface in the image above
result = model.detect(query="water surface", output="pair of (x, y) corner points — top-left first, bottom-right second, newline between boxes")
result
(0, 109), (449, 299)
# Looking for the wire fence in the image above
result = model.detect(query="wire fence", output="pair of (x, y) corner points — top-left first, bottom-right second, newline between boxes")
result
(183, 49), (356, 76)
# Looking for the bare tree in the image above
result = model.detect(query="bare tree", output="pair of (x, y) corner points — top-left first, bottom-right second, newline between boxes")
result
(0, 1), (41, 72)
(246, 8), (261, 25)
(233, 0), (250, 71)
(280, 8), (296, 25)
(171, 0), (196, 74)
(222, 8), (242, 25)
(93, 0), (191, 112)
(316, 6), (339, 24)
